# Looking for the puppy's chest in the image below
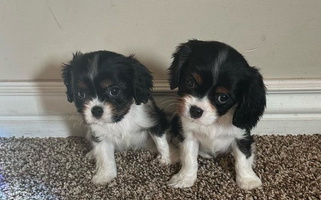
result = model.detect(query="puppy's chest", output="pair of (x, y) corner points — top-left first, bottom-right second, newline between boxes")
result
(183, 121), (243, 154)
(90, 119), (149, 150)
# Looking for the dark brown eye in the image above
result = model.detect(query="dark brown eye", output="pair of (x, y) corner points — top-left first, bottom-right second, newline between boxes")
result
(217, 94), (229, 104)
(186, 77), (196, 89)
(109, 86), (120, 97)
(77, 91), (86, 99)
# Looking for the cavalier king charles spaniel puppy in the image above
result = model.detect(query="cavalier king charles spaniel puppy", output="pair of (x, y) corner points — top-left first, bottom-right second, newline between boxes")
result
(167, 40), (266, 190)
(62, 50), (170, 185)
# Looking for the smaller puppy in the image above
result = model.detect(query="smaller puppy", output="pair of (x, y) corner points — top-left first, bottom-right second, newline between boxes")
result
(62, 50), (170, 185)
(168, 40), (266, 190)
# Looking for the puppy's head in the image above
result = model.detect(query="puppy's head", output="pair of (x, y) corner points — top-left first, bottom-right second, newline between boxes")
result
(62, 51), (153, 124)
(169, 40), (266, 130)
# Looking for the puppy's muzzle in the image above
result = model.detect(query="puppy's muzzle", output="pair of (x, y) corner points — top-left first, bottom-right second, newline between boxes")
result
(189, 105), (203, 119)
(91, 106), (104, 119)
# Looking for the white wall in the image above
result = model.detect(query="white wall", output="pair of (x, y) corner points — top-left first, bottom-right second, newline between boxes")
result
(1, 0), (321, 81)
(0, 1), (321, 137)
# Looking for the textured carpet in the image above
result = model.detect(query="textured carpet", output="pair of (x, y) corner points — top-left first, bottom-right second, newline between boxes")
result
(0, 135), (320, 200)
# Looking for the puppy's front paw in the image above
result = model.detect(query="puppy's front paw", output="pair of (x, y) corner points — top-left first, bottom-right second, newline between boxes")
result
(157, 146), (180, 165)
(85, 150), (95, 160)
(168, 173), (196, 188)
(157, 154), (171, 165)
(92, 171), (116, 185)
(236, 174), (262, 190)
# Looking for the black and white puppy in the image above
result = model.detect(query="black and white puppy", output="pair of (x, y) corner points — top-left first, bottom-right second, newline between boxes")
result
(168, 40), (266, 190)
(62, 50), (170, 185)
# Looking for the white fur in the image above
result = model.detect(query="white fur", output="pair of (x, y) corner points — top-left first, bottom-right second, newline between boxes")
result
(150, 134), (171, 164)
(85, 99), (170, 184)
(91, 140), (117, 185)
(169, 96), (262, 189)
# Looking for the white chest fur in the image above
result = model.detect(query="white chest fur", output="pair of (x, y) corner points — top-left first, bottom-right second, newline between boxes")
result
(181, 117), (245, 156)
(89, 103), (155, 151)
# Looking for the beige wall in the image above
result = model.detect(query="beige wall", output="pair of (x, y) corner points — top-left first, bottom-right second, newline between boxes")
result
(1, 0), (320, 81)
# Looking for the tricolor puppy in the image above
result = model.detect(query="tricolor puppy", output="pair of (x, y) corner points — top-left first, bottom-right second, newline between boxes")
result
(62, 50), (170, 185)
(168, 40), (266, 190)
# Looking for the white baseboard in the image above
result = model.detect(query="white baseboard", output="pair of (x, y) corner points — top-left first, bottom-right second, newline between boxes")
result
(0, 79), (320, 137)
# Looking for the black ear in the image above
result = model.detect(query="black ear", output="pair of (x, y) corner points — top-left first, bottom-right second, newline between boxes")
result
(232, 67), (266, 131)
(61, 63), (74, 103)
(129, 56), (153, 105)
(168, 42), (192, 90)
(61, 52), (82, 103)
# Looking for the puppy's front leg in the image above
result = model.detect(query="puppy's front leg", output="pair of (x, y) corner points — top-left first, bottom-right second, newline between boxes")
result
(168, 136), (199, 188)
(233, 140), (262, 190)
(92, 140), (117, 185)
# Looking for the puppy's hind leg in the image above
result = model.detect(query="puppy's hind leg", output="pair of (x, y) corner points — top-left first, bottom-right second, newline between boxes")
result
(150, 133), (172, 165)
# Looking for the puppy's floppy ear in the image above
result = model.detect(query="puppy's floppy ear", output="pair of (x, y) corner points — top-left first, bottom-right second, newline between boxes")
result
(62, 63), (74, 103)
(168, 42), (192, 90)
(61, 52), (82, 103)
(129, 55), (153, 105)
(233, 67), (266, 131)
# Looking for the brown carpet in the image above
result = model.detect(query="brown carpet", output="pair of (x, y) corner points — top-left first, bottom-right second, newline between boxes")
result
(0, 134), (320, 200)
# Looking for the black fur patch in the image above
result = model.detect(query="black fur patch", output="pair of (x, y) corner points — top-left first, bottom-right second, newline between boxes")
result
(169, 115), (184, 143)
(147, 99), (169, 137)
(235, 131), (254, 158)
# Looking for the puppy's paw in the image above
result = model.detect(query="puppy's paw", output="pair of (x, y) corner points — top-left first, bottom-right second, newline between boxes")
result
(85, 150), (95, 160)
(168, 173), (196, 188)
(157, 154), (171, 165)
(236, 174), (262, 190)
(198, 151), (214, 159)
(92, 171), (116, 185)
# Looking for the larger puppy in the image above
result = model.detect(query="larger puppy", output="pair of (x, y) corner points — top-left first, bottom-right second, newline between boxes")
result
(62, 50), (170, 185)
(168, 40), (266, 190)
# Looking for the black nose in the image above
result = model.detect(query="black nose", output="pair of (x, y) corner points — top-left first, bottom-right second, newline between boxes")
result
(189, 106), (203, 119)
(91, 106), (104, 118)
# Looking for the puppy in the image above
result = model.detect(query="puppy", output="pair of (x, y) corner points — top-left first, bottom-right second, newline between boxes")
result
(62, 50), (170, 185)
(167, 40), (266, 190)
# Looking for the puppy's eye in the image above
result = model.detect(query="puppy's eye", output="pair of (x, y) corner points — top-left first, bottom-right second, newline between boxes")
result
(186, 77), (196, 89)
(109, 86), (121, 97)
(217, 94), (229, 104)
(78, 91), (86, 99)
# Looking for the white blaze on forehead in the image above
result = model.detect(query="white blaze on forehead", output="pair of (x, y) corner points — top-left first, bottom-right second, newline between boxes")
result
(182, 95), (218, 125)
(212, 48), (229, 84)
(88, 54), (100, 80)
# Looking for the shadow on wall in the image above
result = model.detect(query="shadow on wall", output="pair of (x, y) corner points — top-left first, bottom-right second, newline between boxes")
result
(33, 56), (87, 137)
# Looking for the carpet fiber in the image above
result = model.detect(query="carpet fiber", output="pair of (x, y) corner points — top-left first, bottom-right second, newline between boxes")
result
(0, 134), (320, 199)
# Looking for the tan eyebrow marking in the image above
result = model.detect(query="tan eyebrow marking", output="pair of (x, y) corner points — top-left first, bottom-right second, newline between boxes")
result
(78, 82), (88, 90)
(215, 86), (229, 93)
(100, 80), (113, 89)
(192, 73), (203, 85)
